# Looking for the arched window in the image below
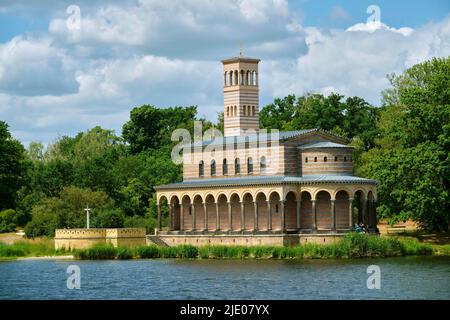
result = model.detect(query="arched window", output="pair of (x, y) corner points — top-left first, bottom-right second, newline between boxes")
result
(229, 72), (233, 86)
(252, 106), (255, 116)
(211, 160), (216, 176)
(260, 156), (267, 173)
(226, 106), (229, 117)
(275, 204), (279, 213)
(234, 106), (237, 116)
(305, 157), (308, 163)
(247, 70), (251, 85)
(252, 71), (257, 85)
(240, 70), (245, 85)
(224, 71), (228, 86)
(234, 70), (238, 85)
(314, 157), (317, 162)
(334, 156), (338, 161)
(223, 159), (228, 175)
(199, 160), (204, 177)
(247, 157), (253, 174)
(235, 158), (240, 174)
(243, 105), (247, 116)
(344, 157), (347, 162)
(324, 157), (327, 162)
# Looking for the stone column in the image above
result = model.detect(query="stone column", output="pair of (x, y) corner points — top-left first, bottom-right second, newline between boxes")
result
(169, 203), (173, 231)
(253, 201), (258, 231)
(180, 204), (184, 232)
(240, 201), (244, 232)
(369, 200), (377, 232)
(280, 200), (286, 232)
(331, 199), (336, 232)
(192, 204), (196, 232)
(348, 198), (354, 229)
(203, 202), (208, 232)
(296, 199), (301, 230)
(215, 202), (220, 231)
(311, 199), (317, 232)
(373, 200), (378, 231)
(227, 201), (232, 232)
(157, 204), (161, 232)
(267, 200), (272, 231)
(362, 198), (368, 225)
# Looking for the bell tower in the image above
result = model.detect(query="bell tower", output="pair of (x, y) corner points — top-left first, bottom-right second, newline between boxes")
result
(222, 56), (260, 136)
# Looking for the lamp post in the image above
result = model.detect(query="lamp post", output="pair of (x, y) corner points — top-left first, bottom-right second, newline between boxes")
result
(84, 206), (91, 229)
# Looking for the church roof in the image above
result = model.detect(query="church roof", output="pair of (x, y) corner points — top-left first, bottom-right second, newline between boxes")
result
(190, 128), (347, 147)
(221, 56), (261, 64)
(298, 141), (352, 149)
(155, 175), (377, 190)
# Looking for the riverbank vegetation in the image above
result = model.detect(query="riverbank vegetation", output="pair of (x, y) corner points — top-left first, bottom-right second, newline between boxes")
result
(0, 238), (67, 260)
(0, 57), (449, 236)
(72, 234), (450, 260)
(1, 233), (449, 261)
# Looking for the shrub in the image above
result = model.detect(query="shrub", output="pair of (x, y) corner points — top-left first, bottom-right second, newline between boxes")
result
(124, 215), (157, 234)
(93, 209), (125, 228)
(135, 245), (160, 258)
(177, 245), (198, 258)
(74, 244), (117, 260)
(0, 243), (26, 257)
(116, 247), (133, 260)
(0, 209), (19, 233)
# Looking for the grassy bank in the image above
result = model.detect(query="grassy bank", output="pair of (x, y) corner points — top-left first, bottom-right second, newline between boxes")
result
(0, 238), (68, 260)
(1, 233), (449, 261)
(73, 233), (449, 260)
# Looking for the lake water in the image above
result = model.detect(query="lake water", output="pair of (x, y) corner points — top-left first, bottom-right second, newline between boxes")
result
(0, 256), (449, 300)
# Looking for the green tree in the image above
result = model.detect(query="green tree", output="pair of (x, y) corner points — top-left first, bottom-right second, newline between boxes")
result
(360, 57), (450, 230)
(25, 186), (115, 237)
(260, 93), (379, 150)
(93, 209), (125, 228)
(0, 121), (27, 210)
(0, 209), (19, 233)
(122, 105), (198, 153)
(31, 159), (74, 197)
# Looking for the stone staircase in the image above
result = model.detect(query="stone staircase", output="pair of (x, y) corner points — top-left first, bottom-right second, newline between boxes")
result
(146, 235), (169, 247)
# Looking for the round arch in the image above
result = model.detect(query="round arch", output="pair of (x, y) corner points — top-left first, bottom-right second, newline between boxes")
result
(316, 190), (332, 230)
(300, 191), (313, 230)
(285, 191), (297, 230)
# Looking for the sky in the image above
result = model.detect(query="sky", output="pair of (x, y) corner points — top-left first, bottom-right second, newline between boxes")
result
(0, 0), (449, 146)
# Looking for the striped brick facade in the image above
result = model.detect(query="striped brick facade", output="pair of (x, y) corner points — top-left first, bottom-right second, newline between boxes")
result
(222, 57), (260, 136)
(154, 56), (379, 242)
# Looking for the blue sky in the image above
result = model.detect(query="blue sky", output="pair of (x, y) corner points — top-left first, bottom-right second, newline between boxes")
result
(0, 0), (449, 145)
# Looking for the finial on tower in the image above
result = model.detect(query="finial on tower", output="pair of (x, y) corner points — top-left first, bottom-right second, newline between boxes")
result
(239, 43), (243, 58)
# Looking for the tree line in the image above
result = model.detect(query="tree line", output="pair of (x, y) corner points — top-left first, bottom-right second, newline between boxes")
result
(0, 57), (448, 235)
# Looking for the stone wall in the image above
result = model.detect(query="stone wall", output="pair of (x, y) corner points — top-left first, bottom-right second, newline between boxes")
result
(55, 228), (146, 250)
(149, 234), (343, 247)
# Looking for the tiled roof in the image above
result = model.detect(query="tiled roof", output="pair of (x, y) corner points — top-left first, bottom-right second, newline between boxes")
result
(155, 175), (377, 190)
(189, 128), (345, 147)
(298, 141), (352, 149)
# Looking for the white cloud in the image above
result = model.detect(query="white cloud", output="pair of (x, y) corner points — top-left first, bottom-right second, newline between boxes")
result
(347, 21), (414, 36)
(264, 16), (450, 105)
(0, 35), (79, 96)
(0, 1), (449, 146)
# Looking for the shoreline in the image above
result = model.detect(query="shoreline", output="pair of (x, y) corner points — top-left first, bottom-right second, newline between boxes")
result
(2, 233), (449, 261)
(17, 255), (75, 261)
(2, 253), (449, 262)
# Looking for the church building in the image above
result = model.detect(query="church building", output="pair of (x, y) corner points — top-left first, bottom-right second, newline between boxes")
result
(153, 56), (378, 246)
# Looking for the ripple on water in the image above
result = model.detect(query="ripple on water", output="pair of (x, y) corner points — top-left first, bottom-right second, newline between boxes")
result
(0, 256), (449, 299)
